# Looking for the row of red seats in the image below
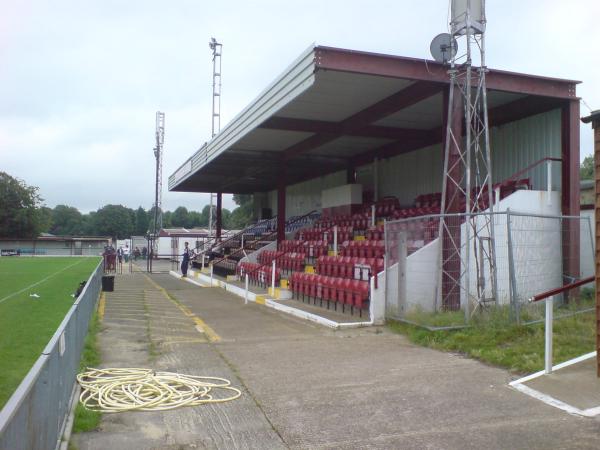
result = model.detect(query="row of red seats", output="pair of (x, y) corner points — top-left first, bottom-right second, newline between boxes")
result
(279, 240), (329, 258)
(289, 272), (369, 312)
(339, 240), (385, 258)
(415, 193), (442, 208)
(316, 256), (384, 281)
(366, 225), (384, 241)
(257, 250), (284, 265)
(278, 252), (306, 272)
(237, 262), (281, 286)
(315, 214), (371, 231)
(391, 205), (441, 219)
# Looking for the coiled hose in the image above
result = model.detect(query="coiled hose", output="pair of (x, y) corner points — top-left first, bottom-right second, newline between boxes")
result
(77, 367), (242, 412)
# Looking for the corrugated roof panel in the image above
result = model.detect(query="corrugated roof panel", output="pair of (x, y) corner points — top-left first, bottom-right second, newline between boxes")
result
(275, 71), (414, 122)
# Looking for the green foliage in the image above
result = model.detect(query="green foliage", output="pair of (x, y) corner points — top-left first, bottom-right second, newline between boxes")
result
(134, 206), (149, 236)
(92, 204), (134, 239)
(388, 309), (595, 374)
(580, 155), (594, 180)
(51, 205), (84, 235)
(37, 206), (54, 233)
(0, 172), (45, 238)
(171, 206), (189, 227)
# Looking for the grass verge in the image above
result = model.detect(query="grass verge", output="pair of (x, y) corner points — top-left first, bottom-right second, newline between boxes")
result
(72, 307), (102, 433)
(388, 307), (595, 374)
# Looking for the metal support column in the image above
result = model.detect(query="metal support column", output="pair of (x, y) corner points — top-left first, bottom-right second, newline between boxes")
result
(277, 171), (286, 243)
(561, 99), (581, 301)
(216, 192), (222, 241)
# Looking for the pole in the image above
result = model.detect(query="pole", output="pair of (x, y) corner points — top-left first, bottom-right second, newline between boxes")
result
(333, 225), (338, 255)
(245, 273), (249, 304)
(371, 205), (376, 228)
(271, 260), (276, 296)
(545, 296), (553, 374)
(547, 159), (552, 206)
(210, 263), (213, 287)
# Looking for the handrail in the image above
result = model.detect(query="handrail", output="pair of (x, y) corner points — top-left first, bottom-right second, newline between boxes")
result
(500, 157), (562, 188)
(211, 210), (317, 267)
(197, 216), (277, 258)
(528, 276), (594, 303)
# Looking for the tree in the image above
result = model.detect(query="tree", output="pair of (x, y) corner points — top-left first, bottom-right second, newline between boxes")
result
(134, 206), (149, 235)
(37, 206), (53, 234)
(580, 155), (594, 180)
(92, 204), (134, 239)
(187, 211), (204, 228)
(171, 206), (190, 227)
(228, 194), (254, 229)
(0, 172), (45, 238)
(50, 205), (83, 235)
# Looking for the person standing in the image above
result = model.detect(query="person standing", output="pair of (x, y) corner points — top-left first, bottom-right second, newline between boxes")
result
(123, 244), (130, 263)
(181, 242), (193, 277)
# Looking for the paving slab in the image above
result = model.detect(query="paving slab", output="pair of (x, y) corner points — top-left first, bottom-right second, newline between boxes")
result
(73, 272), (600, 450)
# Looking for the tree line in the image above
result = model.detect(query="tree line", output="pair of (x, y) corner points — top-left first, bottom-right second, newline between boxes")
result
(0, 172), (254, 240)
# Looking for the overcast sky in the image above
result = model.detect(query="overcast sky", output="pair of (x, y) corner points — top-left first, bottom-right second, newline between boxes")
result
(2, 0), (599, 214)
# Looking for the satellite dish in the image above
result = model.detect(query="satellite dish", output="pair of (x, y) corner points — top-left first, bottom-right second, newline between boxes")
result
(430, 33), (457, 64)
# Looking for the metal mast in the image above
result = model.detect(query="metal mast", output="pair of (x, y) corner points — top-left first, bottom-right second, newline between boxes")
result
(153, 111), (165, 237)
(438, 0), (497, 318)
(208, 37), (222, 238)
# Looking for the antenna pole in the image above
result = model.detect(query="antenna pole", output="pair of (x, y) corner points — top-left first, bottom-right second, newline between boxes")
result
(153, 111), (165, 239)
(208, 38), (222, 239)
(438, 0), (497, 318)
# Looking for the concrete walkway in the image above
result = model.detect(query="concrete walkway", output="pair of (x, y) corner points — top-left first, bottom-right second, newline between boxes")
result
(73, 272), (600, 449)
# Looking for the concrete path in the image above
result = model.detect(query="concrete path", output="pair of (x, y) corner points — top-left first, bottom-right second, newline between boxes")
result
(73, 272), (600, 449)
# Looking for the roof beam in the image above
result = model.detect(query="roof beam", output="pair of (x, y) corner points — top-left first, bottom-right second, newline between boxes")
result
(260, 117), (432, 140)
(282, 81), (443, 160)
(314, 46), (579, 99)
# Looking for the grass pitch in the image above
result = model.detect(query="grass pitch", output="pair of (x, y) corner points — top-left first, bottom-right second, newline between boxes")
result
(0, 256), (101, 408)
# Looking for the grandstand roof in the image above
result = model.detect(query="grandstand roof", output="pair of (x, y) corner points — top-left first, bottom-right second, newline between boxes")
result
(169, 45), (579, 194)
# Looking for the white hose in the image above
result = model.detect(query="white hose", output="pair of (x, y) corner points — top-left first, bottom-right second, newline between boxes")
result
(77, 367), (241, 412)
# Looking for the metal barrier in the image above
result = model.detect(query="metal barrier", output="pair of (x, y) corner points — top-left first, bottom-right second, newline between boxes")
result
(0, 260), (103, 450)
(528, 276), (595, 374)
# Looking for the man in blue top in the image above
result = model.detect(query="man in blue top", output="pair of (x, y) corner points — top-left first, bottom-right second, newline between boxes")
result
(181, 242), (193, 277)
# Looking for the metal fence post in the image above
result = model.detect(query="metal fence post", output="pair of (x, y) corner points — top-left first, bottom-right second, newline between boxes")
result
(398, 232), (407, 317)
(271, 260), (276, 296)
(545, 296), (553, 374)
(506, 209), (520, 323)
(245, 273), (249, 304)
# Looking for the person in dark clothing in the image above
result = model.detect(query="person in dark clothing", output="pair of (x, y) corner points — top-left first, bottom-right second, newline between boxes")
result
(181, 242), (193, 277)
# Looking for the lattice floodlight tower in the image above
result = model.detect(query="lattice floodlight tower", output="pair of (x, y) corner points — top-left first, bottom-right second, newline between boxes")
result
(436, 0), (498, 318)
(153, 111), (165, 238)
(208, 37), (222, 238)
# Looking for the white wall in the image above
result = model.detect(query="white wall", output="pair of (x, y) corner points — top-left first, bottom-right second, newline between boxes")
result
(268, 170), (346, 218)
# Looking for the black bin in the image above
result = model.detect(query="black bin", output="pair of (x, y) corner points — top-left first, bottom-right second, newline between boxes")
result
(102, 275), (115, 292)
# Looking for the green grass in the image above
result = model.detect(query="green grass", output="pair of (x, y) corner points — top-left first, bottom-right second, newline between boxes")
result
(0, 256), (101, 408)
(73, 304), (103, 433)
(389, 307), (595, 374)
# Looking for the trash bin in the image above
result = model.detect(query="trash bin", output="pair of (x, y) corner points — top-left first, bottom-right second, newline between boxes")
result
(102, 275), (115, 292)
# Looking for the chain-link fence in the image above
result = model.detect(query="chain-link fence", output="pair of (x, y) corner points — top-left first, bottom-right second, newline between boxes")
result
(384, 211), (594, 328)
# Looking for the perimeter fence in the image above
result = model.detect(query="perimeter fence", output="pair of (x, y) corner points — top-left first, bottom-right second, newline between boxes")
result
(384, 211), (594, 328)
(0, 260), (103, 450)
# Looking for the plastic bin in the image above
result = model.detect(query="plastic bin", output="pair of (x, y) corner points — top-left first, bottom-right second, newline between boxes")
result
(101, 275), (115, 292)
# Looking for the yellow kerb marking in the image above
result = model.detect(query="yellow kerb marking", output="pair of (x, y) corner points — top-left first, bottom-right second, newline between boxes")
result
(141, 273), (221, 343)
(255, 296), (266, 305)
(98, 293), (106, 321)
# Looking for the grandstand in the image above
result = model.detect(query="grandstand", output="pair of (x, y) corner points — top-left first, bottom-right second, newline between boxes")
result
(169, 45), (581, 321)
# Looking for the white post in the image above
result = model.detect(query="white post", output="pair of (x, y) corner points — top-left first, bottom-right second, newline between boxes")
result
(371, 204), (376, 228)
(333, 225), (338, 255)
(546, 159), (552, 206)
(494, 186), (501, 206)
(271, 259), (276, 296)
(245, 273), (249, 304)
(545, 296), (553, 374)
(210, 263), (213, 287)
(241, 233), (244, 249)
